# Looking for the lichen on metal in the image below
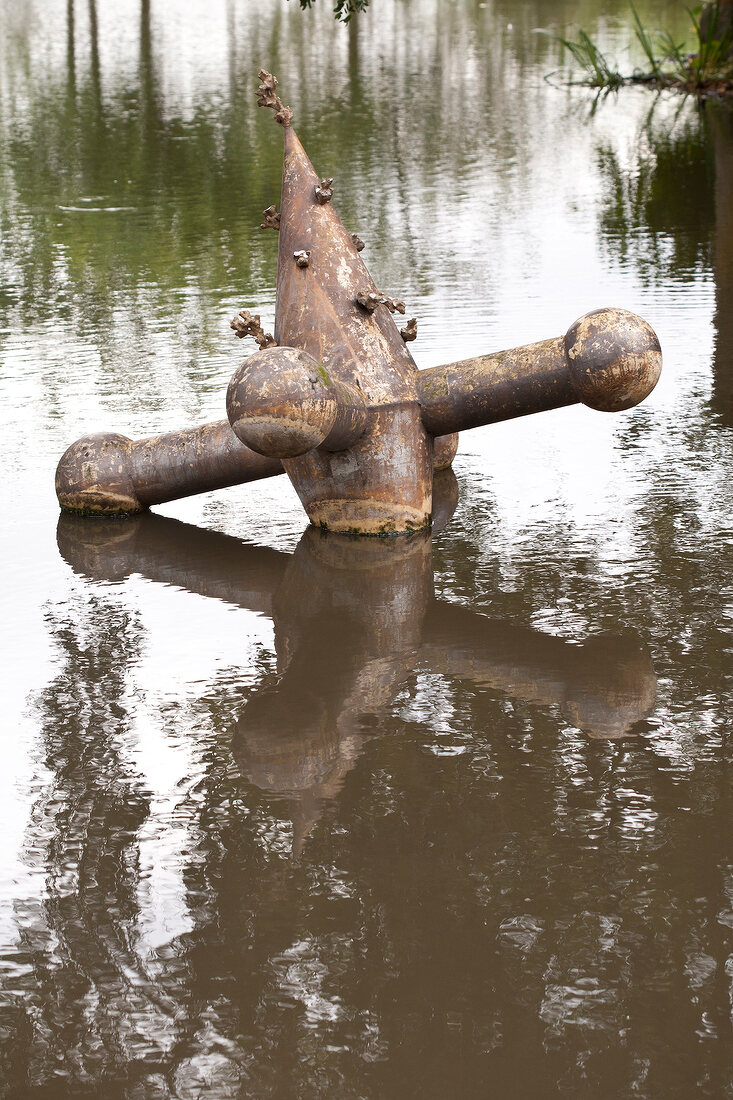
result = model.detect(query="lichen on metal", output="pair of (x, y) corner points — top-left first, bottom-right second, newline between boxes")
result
(55, 70), (663, 536)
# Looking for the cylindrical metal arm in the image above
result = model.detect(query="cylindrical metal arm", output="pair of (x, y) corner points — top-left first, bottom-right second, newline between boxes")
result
(417, 307), (662, 436)
(55, 309), (660, 515)
(56, 420), (459, 516)
(56, 421), (283, 515)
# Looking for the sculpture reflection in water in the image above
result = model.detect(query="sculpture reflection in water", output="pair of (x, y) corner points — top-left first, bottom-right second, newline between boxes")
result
(57, 472), (656, 857)
(2, 475), (660, 1094)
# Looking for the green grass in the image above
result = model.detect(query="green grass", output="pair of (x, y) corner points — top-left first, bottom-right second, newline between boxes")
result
(553, 28), (625, 88)
(684, 4), (733, 85)
(554, 2), (733, 95)
(631, 4), (664, 78)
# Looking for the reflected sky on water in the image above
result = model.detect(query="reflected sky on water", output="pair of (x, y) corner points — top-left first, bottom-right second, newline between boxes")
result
(0, 0), (732, 1095)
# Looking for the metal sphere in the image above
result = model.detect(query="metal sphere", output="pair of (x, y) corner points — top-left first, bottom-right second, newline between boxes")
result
(226, 346), (338, 459)
(564, 307), (662, 413)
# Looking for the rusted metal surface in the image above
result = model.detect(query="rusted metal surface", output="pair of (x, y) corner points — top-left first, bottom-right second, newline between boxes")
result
(55, 71), (663, 534)
(273, 123), (433, 535)
(56, 298), (660, 518)
(418, 307), (662, 436)
(226, 346), (368, 459)
(433, 431), (459, 471)
(55, 422), (282, 515)
(56, 298), (659, 520)
(56, 414), (459, 516)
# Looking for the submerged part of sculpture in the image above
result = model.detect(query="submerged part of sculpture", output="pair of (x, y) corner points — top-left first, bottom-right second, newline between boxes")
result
(55, 71), (662, 536)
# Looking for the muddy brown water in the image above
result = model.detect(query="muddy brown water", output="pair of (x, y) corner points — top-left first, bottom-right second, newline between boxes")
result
(1, 1), (732, 1096)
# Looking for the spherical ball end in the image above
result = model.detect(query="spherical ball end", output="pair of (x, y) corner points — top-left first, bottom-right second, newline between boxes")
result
(565, 307), (662, 413)
(563, 634), (656, 739)
(55, 432), (142, 514)
(227, 346), (338, 459)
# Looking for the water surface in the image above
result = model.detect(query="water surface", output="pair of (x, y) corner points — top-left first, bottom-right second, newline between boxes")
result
(1, 0), (732, 1096)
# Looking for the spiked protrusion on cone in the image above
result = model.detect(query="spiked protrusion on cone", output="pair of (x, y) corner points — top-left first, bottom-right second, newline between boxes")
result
(314, 178), (333, 204)
(261, 206), (280, 230)
(256, 70), (293, 126)
(230, 310), (276, 348)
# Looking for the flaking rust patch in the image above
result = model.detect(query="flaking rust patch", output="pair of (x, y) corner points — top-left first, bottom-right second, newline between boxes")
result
(329, 452), (359, 478)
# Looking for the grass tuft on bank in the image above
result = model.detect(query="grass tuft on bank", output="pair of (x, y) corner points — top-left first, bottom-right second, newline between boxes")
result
(554, 2), (733, 97)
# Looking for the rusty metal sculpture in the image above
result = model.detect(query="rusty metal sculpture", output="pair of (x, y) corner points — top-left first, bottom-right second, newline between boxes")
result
(55, 71), (662, 536)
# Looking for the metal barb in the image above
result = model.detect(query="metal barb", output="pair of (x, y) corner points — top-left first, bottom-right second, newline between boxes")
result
(256, 69), (293, 127)
(230, 309), (277, 349)
(355, 291), (386, 313)
(261, 205), (281, 231)
(401, 317), (418, 342)
(294, 250), (311, 268)
(355, 290), (406, 315)
(351, 233), (365, 252)
(314, 178), (334, 204)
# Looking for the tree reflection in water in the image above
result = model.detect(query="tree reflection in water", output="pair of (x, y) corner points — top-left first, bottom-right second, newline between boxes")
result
(597, 99), (733, 425)
(10, 599), (172, 1091)
(710, 106), (733, 422)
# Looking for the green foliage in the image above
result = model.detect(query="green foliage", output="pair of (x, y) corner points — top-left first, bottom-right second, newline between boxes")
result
(684, 3), (733, 85)
(655, 30), (689, 77)
(296, 0), (370, 22)
(554, 2), (733, 94)
(553, 28), (624, 88)
(631, 4), (663, 78)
